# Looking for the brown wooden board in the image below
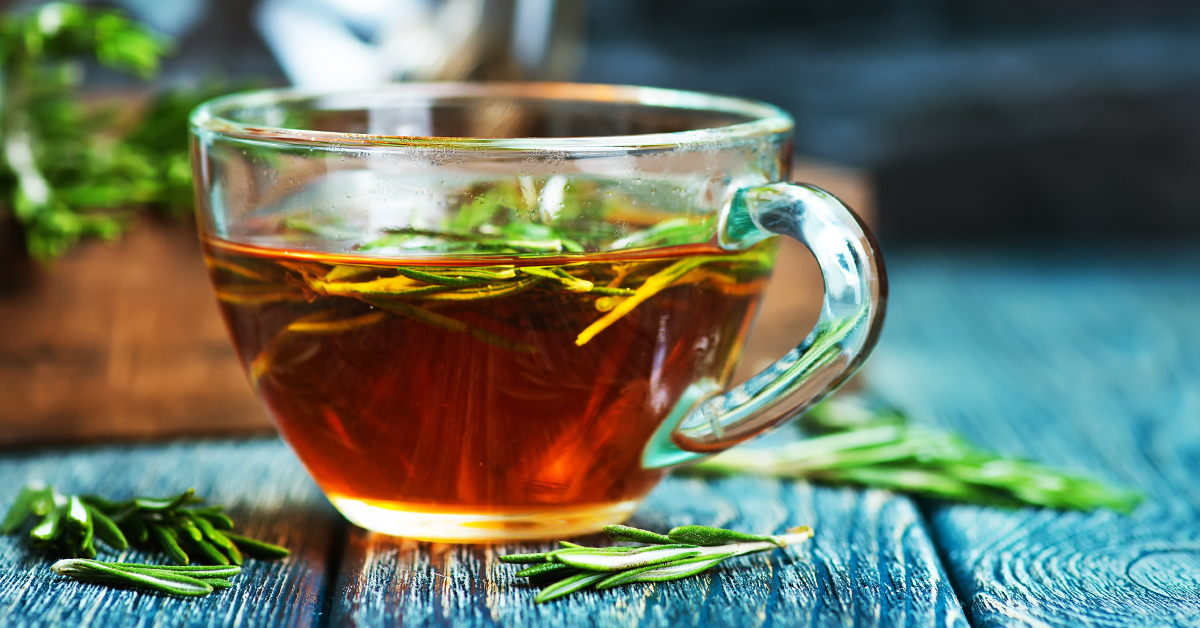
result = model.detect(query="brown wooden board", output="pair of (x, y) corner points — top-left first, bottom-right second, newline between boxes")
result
(0, 218), (269, 445)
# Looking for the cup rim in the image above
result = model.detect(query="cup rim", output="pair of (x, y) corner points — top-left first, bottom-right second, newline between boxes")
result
(189, 82), (794, 152)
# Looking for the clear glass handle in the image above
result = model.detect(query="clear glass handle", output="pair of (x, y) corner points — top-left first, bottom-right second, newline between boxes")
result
(642, 183), (888, 468)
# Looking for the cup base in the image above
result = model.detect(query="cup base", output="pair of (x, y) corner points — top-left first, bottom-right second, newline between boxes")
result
(330, 496), (642, 542)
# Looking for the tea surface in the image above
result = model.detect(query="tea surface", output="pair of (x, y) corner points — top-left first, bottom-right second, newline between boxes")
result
(204, 239), (775, 520)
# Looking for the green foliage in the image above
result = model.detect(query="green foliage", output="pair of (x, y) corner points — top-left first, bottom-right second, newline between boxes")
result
(692, 394), (1144, 513)
(2, 484), (289, 567)
(51, 559), (241, 597)
(500, 524), (813, 602)
(0, 3), (223, 260)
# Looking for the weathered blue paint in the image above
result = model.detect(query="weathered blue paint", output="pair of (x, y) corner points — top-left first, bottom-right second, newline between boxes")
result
(329, 477), (967, 628)
(0, 439), (966, 627)
(870, 248), (1200, 627)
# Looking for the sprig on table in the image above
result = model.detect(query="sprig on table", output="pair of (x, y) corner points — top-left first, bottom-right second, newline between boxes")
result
(50, 560), (241, 597)
(499, 524), (813, 603)
(3, 484), (288, 570)
(691, 396), (1143, 513)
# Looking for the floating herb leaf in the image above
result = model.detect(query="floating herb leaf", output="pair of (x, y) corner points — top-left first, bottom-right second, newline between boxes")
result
(231, 241), (775, 384)
(503, 523), (813, 602)
(690, 395), (1143, 513)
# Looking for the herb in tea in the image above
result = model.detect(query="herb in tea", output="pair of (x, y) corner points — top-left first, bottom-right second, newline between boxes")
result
(204, 236), (777, 521)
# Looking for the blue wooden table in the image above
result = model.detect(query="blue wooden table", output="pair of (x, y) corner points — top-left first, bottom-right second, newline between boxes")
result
(1, 247), (1197, 627)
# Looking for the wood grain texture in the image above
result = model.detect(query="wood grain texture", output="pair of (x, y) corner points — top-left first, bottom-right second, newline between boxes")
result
(0, 218), (270, 446)
(0, 438), (340, 627)
(867, 248), (1200, 627)
(329, 476), (967, 627)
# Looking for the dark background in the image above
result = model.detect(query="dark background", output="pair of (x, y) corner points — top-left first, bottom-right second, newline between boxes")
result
(69, 0), (1200, 243)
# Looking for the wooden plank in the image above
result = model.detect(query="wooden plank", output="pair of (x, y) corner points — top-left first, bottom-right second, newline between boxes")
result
(0, 217), (270, 446)
(329, 476), (968, 627)
(867, 249), (1200, 627)
(0, 438), (339, 627)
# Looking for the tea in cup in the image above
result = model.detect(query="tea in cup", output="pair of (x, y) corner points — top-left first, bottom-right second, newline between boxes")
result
(190, 83), (885, 541)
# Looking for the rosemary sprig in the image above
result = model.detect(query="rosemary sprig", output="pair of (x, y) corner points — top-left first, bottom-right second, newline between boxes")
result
(691, 395), (1142, 513)
(2, 484), (290, 565)
(231, 242), (775, 383)
(51, 559), (241, 597)
(500, 524), (813, 603)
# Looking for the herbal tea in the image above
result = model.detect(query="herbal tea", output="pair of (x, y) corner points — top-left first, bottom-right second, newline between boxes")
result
(204, 237), (775, 534)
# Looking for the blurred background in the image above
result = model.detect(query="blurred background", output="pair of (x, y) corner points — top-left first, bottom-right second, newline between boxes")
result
(46, 0), (1200, 241)
(3, 0), (1199, 444)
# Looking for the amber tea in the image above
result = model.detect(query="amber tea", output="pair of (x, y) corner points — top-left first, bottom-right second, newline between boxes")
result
(205, 237), (776, 538)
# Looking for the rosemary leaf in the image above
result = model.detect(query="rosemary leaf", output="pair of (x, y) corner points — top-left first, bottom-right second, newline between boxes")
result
(186, 536), (232, 566)
(63, 497), (95, 558)
(575, 256), (711, 346)
(85, 506), (128, 551)
(603, 524), (673, 545)
(514, 562), (578, 579)
(595, 553), (734, 590)
(394, 266), (516, 286)
(553, 546), (701, 572)
(135, 489), (196, 512)
(496, 552), (550, 564)
(189, 515), (243, 565)
(190, 505), (233, 520)
(220, 532), (290, 560)
(666, 525), (782, 547)
(178, 517), (204, 542)
(692, 395), (1143, 513)
(105, 563), (242, 577)
(52, 559), (214, 597)
(545, 546), (638, 560)
(534, 572), (609, 603)
(150, 524), (189, 566)
(520, 267), (594, 292)
(506, 524), (814, 602)
(2, 484), (46, 534)
(30, 502), (66, 545)
(610, 217), (713, 250)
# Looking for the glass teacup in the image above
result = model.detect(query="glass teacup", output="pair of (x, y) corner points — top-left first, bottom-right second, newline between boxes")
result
(189, 83), (886, 542)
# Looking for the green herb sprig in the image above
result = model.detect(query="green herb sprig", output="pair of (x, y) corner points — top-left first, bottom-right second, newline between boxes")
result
(0, 3), (235, 260)
(51, 559), (241, 597)
(691, 396), (1142, 513)
(500, 524), (813, 603)
(2, 484), (289, 566)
